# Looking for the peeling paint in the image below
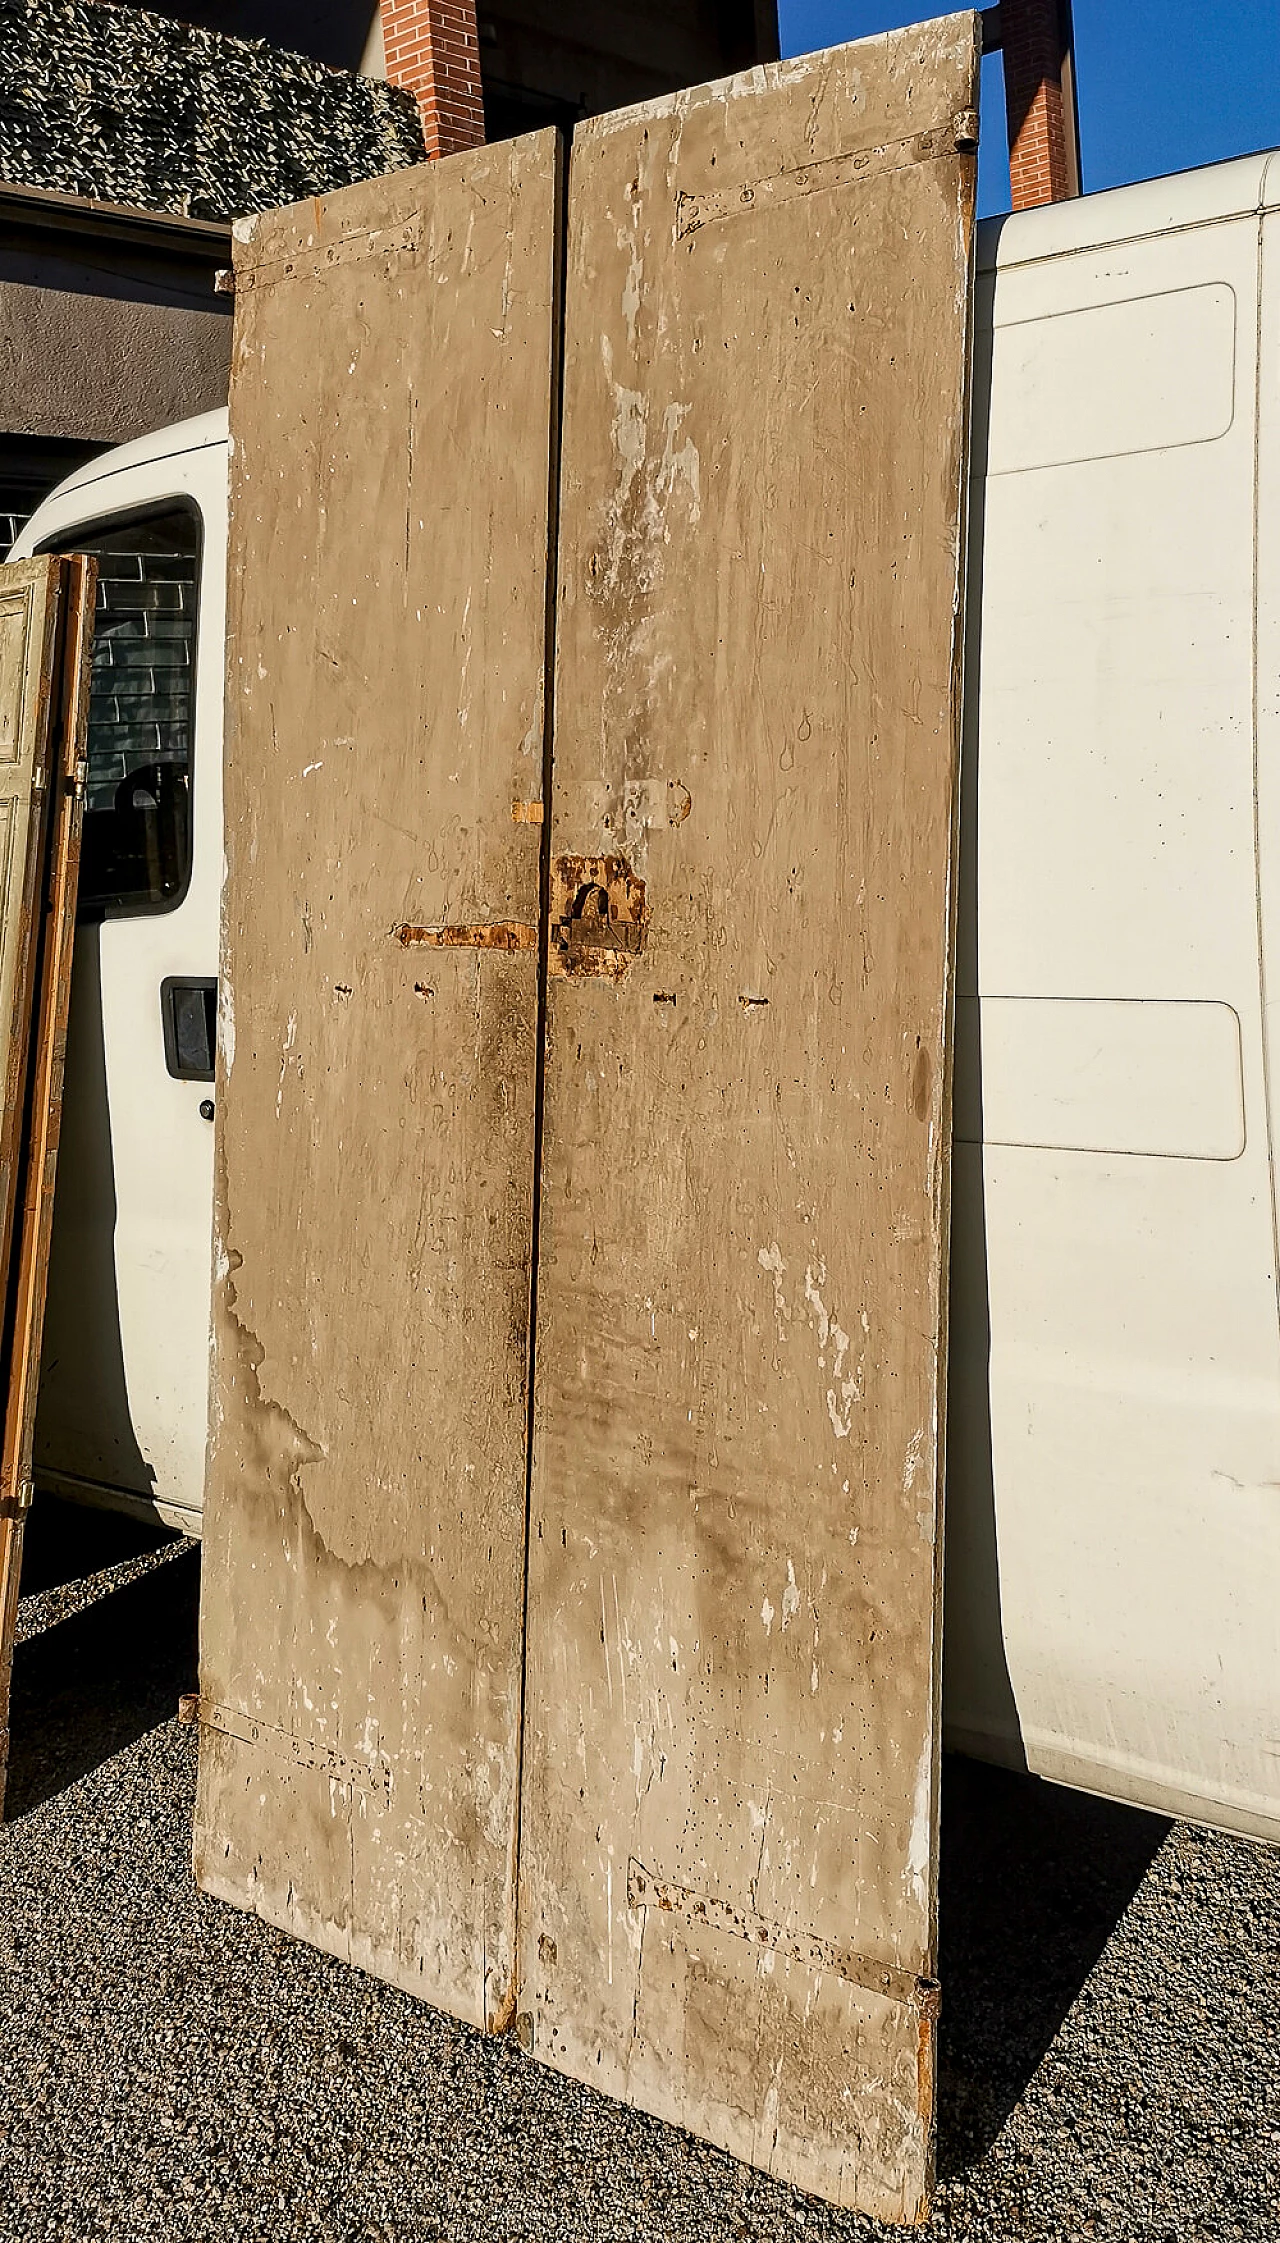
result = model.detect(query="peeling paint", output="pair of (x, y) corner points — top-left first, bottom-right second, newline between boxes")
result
(902, 1427), (925, 1495)
(780, 1558), (800, 1633)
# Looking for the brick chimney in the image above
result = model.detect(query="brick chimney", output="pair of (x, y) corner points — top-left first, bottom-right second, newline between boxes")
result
(380, 0), (485, 159)
(997, 0), (1081, 209)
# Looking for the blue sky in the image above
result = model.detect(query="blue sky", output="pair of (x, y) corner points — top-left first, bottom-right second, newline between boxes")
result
(778, 1), (1280, 214)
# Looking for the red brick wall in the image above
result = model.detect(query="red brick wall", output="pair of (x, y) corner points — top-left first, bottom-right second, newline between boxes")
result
(999, 0), (1078, 209)
(380, 0), (485, 159)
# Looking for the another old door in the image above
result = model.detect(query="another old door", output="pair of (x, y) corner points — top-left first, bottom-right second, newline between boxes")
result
(517, 25), (978, 2219)
(0, 554), (94, 1811)
(194, 138), (562, 2028)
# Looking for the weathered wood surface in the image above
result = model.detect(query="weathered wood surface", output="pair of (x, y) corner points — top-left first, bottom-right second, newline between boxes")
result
(194, 137), (562, 2028)
(0, 555), (92, 1812)
(518, 25), (978, 2220)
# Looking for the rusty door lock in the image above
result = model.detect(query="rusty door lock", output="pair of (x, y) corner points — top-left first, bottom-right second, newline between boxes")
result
(557, 880), (642, 956)
(550, 855), (647, 976)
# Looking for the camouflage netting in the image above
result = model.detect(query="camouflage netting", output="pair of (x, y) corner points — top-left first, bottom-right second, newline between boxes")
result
(0, 0), (425, 219)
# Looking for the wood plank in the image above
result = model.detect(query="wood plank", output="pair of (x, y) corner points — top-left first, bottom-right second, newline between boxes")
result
(0, 555), (87, 1810)
(0, 556), (93, 1815)
(518, 24), (978, 2219)
(194, 135), (563, 2029)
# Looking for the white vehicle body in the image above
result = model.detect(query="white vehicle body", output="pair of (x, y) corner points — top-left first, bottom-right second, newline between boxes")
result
(15, 150), (1280, 1845)
(19, 425), (225, 1539)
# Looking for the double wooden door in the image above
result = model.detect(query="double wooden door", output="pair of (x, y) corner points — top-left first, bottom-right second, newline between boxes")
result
(196, 20), (978, 2220)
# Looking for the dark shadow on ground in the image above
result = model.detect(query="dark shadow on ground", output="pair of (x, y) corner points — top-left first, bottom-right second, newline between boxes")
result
(7, 1497), (198, 1821)
(18, 1491), (175, 1597)
(937, 1751), (1171, 2175)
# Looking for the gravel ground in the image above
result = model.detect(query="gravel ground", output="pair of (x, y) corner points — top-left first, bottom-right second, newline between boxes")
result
(0, 1500), (1276, 2243)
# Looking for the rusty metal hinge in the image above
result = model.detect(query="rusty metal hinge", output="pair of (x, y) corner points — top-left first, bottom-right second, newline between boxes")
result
(675, 107), (976, 241)
(178, 1694), (391, 1797)
(0, 1477), (34, 1518)
(0, 1481), (33, 1522)
(395, 920), (537, 952)
(627, 1860), (941, 2018)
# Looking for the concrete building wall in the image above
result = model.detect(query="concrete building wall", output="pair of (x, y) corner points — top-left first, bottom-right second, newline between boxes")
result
(0, 186), (235, 549)
(0, 280), (230, 446)
(0, 0), (424, 541)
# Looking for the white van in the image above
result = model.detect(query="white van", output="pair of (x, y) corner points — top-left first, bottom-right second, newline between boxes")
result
(15, 149), (1280, 1847)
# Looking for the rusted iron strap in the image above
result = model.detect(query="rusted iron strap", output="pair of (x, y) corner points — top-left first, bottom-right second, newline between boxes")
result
(395, 921), (538, 952)
(627, 1860), (941, 2018)
(234, 217), (422, 294)
(180, 1694), (391, 1797)
(675, 110), (978, 239)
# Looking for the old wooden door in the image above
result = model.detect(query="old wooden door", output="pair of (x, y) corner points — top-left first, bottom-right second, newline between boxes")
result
(516, 23), (978, 2219)
(0, 554), (94, 1812)
(200, 21), (977, 2219)
(194, 138), (562, 2028)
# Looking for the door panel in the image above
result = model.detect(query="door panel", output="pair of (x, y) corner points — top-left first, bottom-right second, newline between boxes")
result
(194, 139), (562, 2030)
(0, 553), (94, 1808)
(518, 25), (977, 2220)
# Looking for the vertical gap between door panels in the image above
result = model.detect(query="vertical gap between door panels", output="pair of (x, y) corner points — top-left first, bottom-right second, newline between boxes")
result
(508, 124), (570, 2027)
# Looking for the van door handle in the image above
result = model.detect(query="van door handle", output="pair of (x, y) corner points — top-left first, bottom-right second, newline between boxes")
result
(160, 976), (217, 1082)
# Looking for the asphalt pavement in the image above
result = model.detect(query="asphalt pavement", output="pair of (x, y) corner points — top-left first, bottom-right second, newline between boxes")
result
(0, 1498), (1275, 2242)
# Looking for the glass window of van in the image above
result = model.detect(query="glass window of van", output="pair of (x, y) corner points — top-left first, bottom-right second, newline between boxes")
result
(40, 507), (200, 915)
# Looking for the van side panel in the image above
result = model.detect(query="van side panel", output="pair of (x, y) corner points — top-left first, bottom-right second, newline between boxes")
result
(947, 208), (1280, 1842)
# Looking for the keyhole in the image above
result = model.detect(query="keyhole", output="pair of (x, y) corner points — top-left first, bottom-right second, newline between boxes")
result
(573, 883), (611, 924)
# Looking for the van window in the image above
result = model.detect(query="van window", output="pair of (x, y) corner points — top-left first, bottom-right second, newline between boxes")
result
(43, 508), (200, 915)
